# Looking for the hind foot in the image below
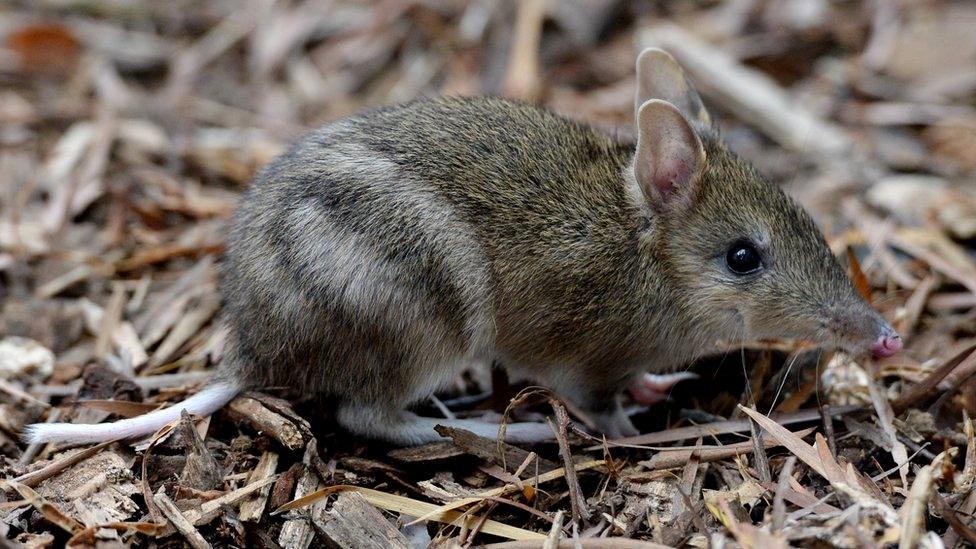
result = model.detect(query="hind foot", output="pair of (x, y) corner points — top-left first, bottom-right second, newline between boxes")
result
(336, 403), (554, 446)
(586, 401), (639, 439)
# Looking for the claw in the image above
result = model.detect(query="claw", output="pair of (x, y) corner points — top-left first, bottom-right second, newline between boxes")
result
(628, 372), (698, 405)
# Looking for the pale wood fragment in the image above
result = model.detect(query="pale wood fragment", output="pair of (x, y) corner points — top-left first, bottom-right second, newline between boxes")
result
(311, 492), (411, 549)
(239, 450), (279, 521)
(278, 443), (322, 549)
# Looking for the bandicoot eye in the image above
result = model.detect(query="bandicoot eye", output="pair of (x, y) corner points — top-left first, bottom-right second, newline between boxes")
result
(726, 241), (762, 275)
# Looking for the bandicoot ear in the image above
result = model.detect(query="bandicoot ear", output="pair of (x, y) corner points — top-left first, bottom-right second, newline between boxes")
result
(635, 48), (711, 127)
(633, 99), (706, 210)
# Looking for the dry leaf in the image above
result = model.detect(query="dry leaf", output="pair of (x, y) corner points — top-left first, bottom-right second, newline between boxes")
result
(847, 246), (873, 305)
(6, 23), (80, 74)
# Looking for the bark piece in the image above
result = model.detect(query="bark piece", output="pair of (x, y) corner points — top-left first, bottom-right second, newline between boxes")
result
(387, 441), (463, 463)
(434, 425), (559, 472)
(227, 395), (307, 450)
(311, 491), (411, 549)
(178, 410), (223, 491)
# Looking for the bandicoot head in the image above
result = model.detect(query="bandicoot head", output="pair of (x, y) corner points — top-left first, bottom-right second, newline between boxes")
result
(631, 48), (901, 359)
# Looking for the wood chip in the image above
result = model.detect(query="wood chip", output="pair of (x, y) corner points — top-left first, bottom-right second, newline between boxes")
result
(282, 484), (546, 541)
(387, 441), (464, 462)
(239, 451), (279, 521)
(12, 441), (113, 488)
(5, 482), (82, 533)
(312, 491), (411, 549)
(278, 442), (322, 549)
(227, 395), (307, 450)
(185, 474), (281, 527)
(435, 424), (559, 473)
(78, 298), (148, 368)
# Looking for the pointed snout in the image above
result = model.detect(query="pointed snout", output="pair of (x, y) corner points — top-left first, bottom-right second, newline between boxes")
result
(822, 299), (903, 359)
(869, 327), (903, 358)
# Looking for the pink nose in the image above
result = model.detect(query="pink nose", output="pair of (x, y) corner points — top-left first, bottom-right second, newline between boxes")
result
(870, 334), (903, 358)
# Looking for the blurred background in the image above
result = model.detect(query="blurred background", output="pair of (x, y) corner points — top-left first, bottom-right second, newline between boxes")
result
(2, 1), (976, 546)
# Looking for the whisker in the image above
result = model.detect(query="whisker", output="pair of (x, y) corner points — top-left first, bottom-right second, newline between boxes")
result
(814, 347), (825, 410)
(736, 323), (754, 406)
(767, 349), (801, 414)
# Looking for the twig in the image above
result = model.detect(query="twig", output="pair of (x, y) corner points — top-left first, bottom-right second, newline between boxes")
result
(550, 399), (591, 524)
(897, 273), (940, 337)
(464, 501), (500, 546)
(639, 427), (816, 470)
(13, 441), (113, 488)
(165, 10), (260, 102)
(892, 344), (976, 413)
(932, 492), (976, 546)
(544, 510), (564, 549)
(943, 489), (976, 548)
(0, 378), (50, 410)
(888, 234), (976, 296)
(95, 282), (126, 362)
(190, 474), (282, 526)
(154, 492), (212, 549)
(435, 424), (559, 473)
(820, 404), (837, 458)
(586, 405), (861, 450)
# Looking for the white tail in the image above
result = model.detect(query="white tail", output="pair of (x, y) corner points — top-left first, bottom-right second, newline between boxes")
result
(23, 381), (241, 445)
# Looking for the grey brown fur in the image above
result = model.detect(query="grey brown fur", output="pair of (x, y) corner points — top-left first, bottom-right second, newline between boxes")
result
(222, 98), (651, 441)
(26, 49), (897, 446)
(221, 99), (885, 442)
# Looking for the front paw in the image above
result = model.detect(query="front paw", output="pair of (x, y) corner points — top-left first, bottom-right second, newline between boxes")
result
(628, 372), (698, 405)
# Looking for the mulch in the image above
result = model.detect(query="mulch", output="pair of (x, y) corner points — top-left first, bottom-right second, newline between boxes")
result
(1, 1), (975, 547)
